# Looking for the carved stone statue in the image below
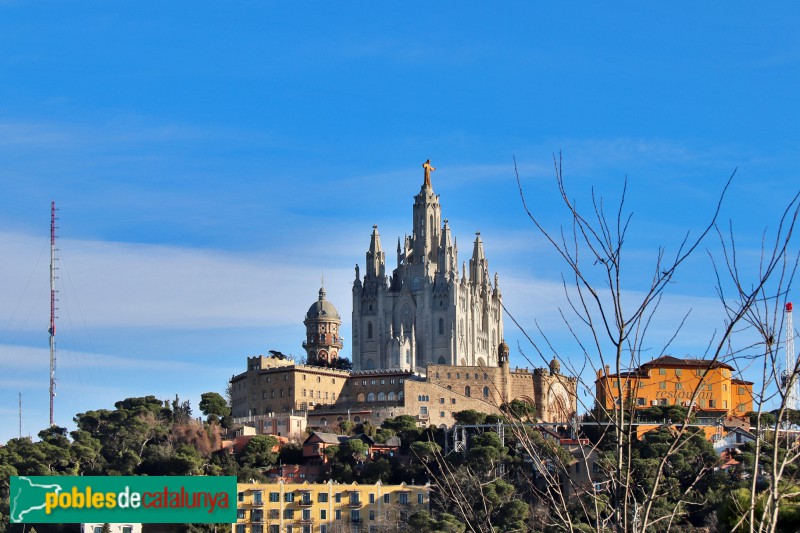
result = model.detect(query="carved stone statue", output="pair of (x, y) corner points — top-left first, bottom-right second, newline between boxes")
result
(422, 159), (436, 187)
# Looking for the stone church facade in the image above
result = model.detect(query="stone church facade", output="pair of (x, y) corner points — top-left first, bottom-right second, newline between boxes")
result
(352, 162), (503, 373)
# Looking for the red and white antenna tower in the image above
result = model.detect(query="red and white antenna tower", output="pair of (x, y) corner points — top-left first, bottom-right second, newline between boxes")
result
(49, 201), (58, 426)
(785, 302), (798, 412)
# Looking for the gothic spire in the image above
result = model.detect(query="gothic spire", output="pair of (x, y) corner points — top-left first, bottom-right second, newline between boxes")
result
(366, 224), (385, 278)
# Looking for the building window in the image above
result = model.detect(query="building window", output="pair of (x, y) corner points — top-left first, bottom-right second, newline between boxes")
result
(709, 400), (716, 408)
(418, 493), (424, 504)
(723, 400), (728, 408)
(238, 509), (246, 520)
(440, 397), (445, 404)
(236, 526), (246, 533)
(659, 382), (666, 390)
(319, 492), (329, 503)
(369, 493), (375, 503)
(253, 491), (263, 504)
(285, 492), (294, 502)
(439, 318), (444, 335)
(380, 379), (385, 384)
(451, 398), (456, 404)
(351, 509), (361, 522)
(335, 509), (341, 519)
(378, 392), (386, 401)
(350, 492), (360, 505)
(675, 383), (682, 390)
(675, 369), (682, 376)
(483, 386), (490, 398)
(388, 392), (395, 401)
(420, 406), (428, 416)
(284, 509), (294, 519)
(367, 392), (375, 402)
(270, 492), (279, 502)
(637, 398), (645, 406)
(335, 492), (342, 503)
(302, 509), (311, 520)
(269, 509), (279, 519)
(384, 494), (390, 503)
(465, 386), (471, 397)
(399, 493), (409, 504)
(321, 509), (327, 520)
(440, 411), (445, 417)
(370, 510), (376, 520)
(367, 321), (373, 339)
(659, 368), (666, 375)
(398, 391), (404, 400)
(738, 387), (746, 395)
(238, 491), (244, 502)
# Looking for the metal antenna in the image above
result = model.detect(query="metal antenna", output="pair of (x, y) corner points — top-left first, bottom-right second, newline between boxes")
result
(49, 202), (59, 426)
(786, 303), (798, 411)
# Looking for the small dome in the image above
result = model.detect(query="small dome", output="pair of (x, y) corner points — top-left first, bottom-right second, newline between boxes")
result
(549, 357), (561, 375)
(498, 340), (510, 362)
(306, 287), (341, 320)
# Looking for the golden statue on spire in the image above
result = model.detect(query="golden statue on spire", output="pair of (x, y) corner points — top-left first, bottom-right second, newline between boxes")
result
(422, 159), (436, 187)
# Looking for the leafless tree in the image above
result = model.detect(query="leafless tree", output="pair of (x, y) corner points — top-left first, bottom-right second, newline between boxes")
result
(499, 155), (800, 532)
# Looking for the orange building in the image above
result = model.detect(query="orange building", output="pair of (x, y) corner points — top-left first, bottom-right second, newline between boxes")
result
(595, 356), (753, 419)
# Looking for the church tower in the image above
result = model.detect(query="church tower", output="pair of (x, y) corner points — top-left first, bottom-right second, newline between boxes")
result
(303, 286), (344, 365)
(352, 161), (504, 373)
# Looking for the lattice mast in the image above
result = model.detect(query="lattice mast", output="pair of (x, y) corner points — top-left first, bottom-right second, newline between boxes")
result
(786, 302), (798, 412)
(49, 201), (58, 426)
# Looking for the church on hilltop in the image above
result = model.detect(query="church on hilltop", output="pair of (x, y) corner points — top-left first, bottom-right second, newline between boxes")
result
(351, 160), (504, 373)
(230, 160), (578, 429)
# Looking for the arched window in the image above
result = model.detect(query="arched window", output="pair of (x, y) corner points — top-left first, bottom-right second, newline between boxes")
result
(406, 350), (411, 364)
(367, 392), (375, 402)
(465, 386), (471, 397)
(438, 356), (446, 364)
(388, 391), (395, 401)
(354, 416), (361, 422)
(367, 321), (373, 339)
(398, 391), (404, 401)
(378, 392), (386, 401)
(483, 386), (490, 398)
(357, 393), (365, 402)
(439, 318), (444, 335)
(447, 385), (452, 391)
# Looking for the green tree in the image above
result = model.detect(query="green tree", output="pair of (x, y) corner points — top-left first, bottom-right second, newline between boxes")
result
(238, 435), (279, 468)
(199, 392), (231, 424)
(452, 410), (487, 425)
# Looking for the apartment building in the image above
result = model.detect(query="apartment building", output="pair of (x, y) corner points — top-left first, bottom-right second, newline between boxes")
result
(234, 480), (430, 533)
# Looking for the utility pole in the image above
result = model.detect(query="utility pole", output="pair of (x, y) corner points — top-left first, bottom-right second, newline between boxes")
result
(49, 201), (58, 427)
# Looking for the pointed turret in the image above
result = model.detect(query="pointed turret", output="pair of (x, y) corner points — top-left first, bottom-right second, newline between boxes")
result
(397, 237), (402, 268)
(366, 225), (385, 279)
(438, 219), (453, 274)
(469, 232), (489, 286)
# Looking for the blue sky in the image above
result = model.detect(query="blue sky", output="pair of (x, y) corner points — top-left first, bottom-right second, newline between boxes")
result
(0, 2), (798, 442)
